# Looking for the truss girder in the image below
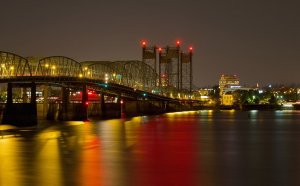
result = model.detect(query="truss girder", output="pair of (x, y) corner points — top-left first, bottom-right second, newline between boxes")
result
(37, 56), (83, 77)
(0, 51), (158, 94)
(87, 62), (116, 82)
(0, 51), (32, 78)
(112, 61), (157, 91)
(83, 60), (157, 92)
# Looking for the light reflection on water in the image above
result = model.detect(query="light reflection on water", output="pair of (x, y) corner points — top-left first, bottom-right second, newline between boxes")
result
(1, 111), (300, 186)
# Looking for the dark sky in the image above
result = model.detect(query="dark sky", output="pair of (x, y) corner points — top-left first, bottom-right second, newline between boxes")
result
(0, 0), (299, 87)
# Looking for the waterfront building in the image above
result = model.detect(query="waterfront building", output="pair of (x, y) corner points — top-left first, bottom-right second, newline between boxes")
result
(221, 93), (234, 106)
(195, 88), (213, 102)
(219, 74), (240, 96)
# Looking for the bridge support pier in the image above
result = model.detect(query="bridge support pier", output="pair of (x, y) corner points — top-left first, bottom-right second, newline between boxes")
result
(163, 101), (166, 112)
(2, 82), (37, 126)
(80, 83), (88, 120)
(58, 87), (70, 120)
(100, 92), (106, 118)
(116, 93), (122, 118)
(43, 85), (49, 118)
(166, 101), (170, 112)
(136, 98), (140, 115)
(56, 84), (88, 121)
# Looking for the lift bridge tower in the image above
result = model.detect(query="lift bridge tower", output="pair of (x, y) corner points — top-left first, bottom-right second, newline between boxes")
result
(180, 46), (193, 94)
(142, 41), (157, 87)
(141, 40), (193, 97)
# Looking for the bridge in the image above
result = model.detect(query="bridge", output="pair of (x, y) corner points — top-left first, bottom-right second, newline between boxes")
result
(0, 48), (197, 126)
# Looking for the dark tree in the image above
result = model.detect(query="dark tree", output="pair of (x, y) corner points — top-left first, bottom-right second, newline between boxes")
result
(209, 85), (221, 106)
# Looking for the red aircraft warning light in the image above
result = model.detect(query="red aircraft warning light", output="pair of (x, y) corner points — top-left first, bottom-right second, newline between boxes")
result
(176, 40), (181, 46)
(158, 47), (162, 52)
(189, 46), (193, 52)
(141, 41), (147, 47)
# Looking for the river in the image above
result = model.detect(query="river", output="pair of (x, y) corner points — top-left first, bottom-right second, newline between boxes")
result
(1, 110), (300, 186)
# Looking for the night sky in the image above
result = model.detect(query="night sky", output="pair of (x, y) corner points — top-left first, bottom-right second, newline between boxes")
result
(0, 0), (299, 87)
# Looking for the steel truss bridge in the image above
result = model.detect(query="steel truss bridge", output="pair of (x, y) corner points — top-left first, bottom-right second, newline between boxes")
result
(0, 51), (195, 100)
(0, 51), (199, 125)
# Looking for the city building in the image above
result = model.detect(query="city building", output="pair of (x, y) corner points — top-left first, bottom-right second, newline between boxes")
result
(219, 74), (240, 96)
(221, 93), (234, 106)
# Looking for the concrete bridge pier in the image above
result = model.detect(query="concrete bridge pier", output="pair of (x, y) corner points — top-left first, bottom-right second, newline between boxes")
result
(46, 86), (59, 120)
(57, 84), (88, 121)
(42, 85), (49, 118)
(69, 83), (88, 121)
(116, 93), (122, 118)
(166, 101), (170, 112)
(2, 82), (37, 126)
(165, 101), (180, 112)
(189, 101), (193, 110)
(100, 92), (106, 118)
(158, 100), (165, 114)
(179, 101), (183, 111)
(120, 98), (140, 117)
(136, 98), (140, 115)
(120, 98), (183, 117)
(98, 93), (122, 119)
(58, 87), (70, 120)
(79, 83), (88, 120)
(160, 101), (165, 113)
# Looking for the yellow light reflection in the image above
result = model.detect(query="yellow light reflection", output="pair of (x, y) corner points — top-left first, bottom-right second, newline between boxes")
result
(0, 138), (23, 186)
(35, 131), (63, 186)
(96, 118), (135, 184)
(129, 116), (142, 123)
(65, 121), (85, 126)
(37, 131), (61, 139)
(228, 109), (236, 114)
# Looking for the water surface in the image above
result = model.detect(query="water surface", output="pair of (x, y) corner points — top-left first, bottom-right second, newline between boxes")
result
(1, 110), (300, 186)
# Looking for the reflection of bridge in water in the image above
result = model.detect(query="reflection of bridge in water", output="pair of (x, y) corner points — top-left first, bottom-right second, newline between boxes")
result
(0, 51), (197, 126)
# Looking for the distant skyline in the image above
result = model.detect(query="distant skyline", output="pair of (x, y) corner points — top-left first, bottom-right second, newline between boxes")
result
(0, 0), (299, 87)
